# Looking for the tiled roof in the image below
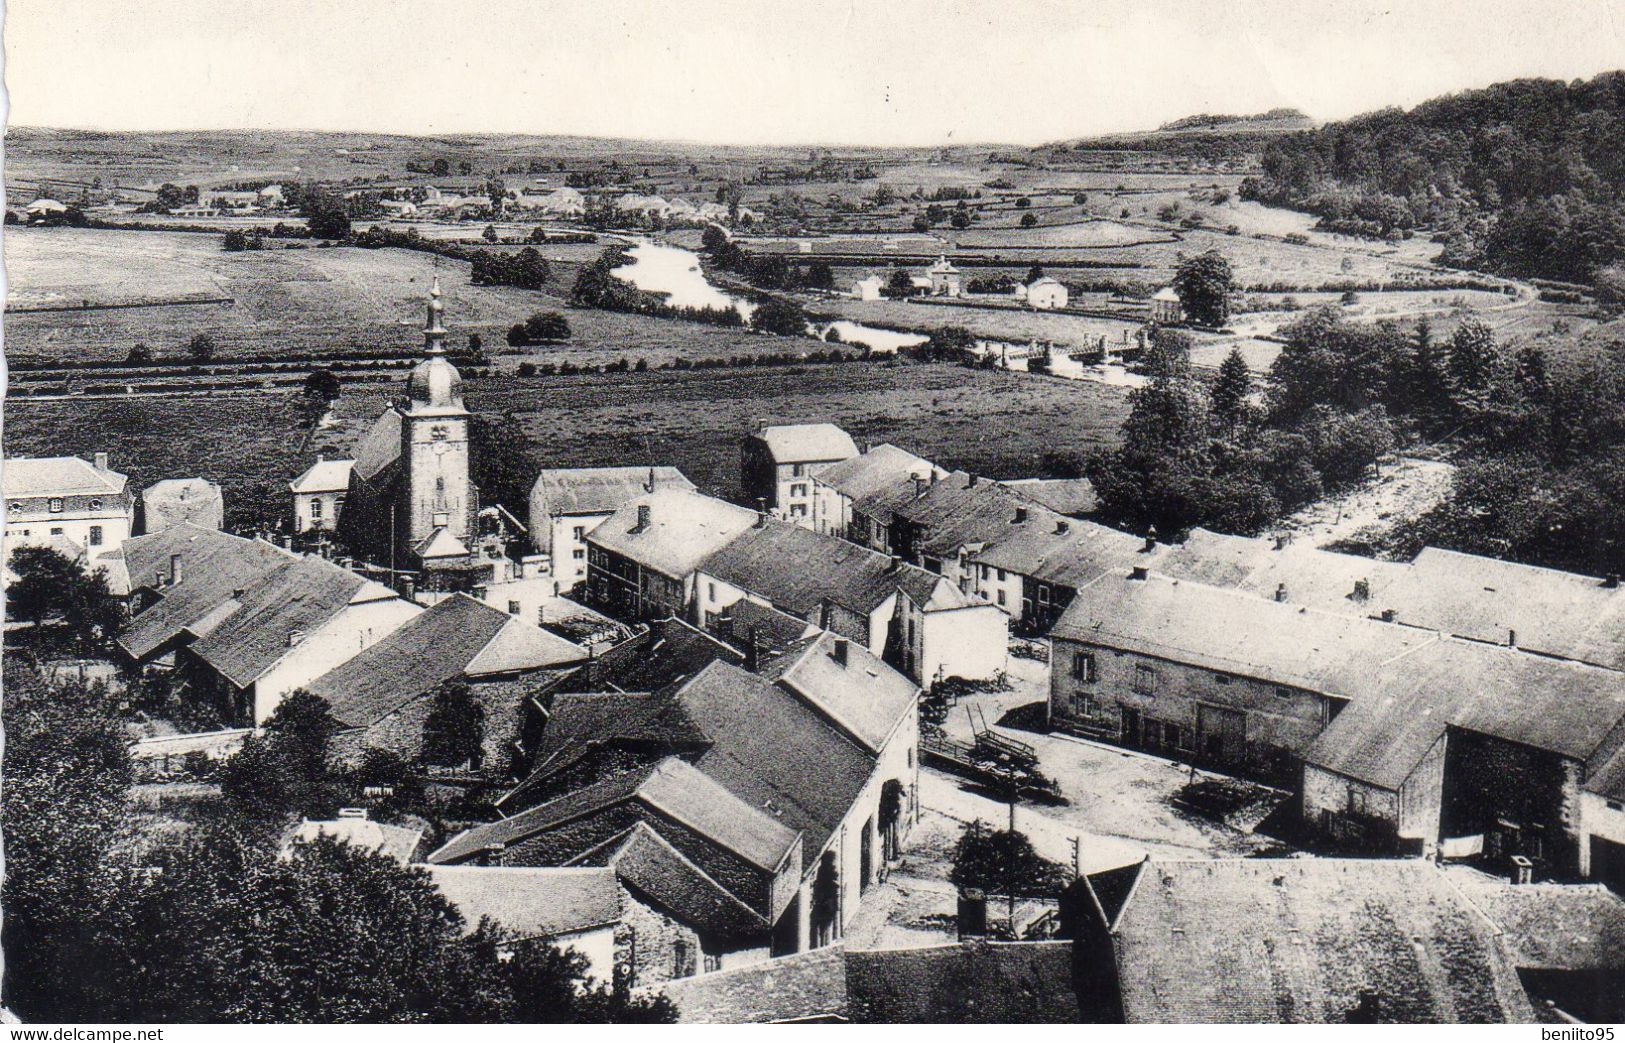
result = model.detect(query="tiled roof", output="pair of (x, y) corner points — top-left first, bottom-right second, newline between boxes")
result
(1444, 868), (1625, 971)
(597, 823), (771, 939)
(141, 478), (224, 532)
(352, 409), (402, 481)
(1380, 547), (1625, 671)
(529, 466), (694, 518)
(1110, 859), (1534, 1023)
(846, 941), (1081, 1024)
(1157, 528), (1409, 618)
(1000, 476), (1098, 516)
(701, 518), (909, 618)
(760, 632), (918, 754)
(1585, 743), (1625, 802)
(4, 455), (127, 497)
(118, 526), (297, 659)
(187, 556), (380, 688)
(973, 515), (1148, 591)
(548, 617), (744, 697)
(305, 594), (583, 730)
(711, 599), (819, 659)
(865, 471), (1050, 560)
(425, 865), (621, 938)
(753, 424), (858, 464)
(288, 458), (354, 494)
(660, 946), (849, 1023)
(588, 489), (757, 580)
(287, 817), (423, 864)
(1051, 569), (1437, 701)
(812, 445), (938, 502)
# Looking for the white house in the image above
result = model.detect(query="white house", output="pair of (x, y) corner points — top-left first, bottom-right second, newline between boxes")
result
(289, 457), (353, 534)
(1025, 277), (1069, 310)
(851, 274), (884, 301)
(1150, 286), (1183, 324)
(3, 453), (135, 571)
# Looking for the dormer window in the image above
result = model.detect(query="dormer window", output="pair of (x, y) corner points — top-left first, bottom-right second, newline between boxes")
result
(88, 498), (102, 511)
(48, 498), (64, 514)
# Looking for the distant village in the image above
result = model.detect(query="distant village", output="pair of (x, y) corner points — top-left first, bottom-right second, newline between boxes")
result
(9, 274), (1625, 1024)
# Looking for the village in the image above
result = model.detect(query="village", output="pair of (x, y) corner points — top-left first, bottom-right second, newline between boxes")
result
(8, 253), (1625, 1023)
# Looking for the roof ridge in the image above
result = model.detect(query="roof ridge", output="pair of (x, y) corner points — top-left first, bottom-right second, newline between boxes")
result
(612, 821), (773, 928)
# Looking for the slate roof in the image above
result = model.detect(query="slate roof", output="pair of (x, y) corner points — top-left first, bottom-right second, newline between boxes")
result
(760, 632), (918, 754)
(287, 817), (423, 864)
(549, 617), (744, 697)
(141, 478), (224, 532)
(1109, 859), (1534, 1023)
(1307, 638), (1625, 791)
(1000, 476), (1098, 517)
(530, 466), (694, 518)
(1051, 569), (1437, 701)
(593, 823), (771, 938)
(288, 457), (354, 494)
(1380, 547), (1625, 671)
(660, 945), (849, 1023)
(711, 599), (819, 658)
(973, 515), (1149, 591)
(588, 489), (757, 580)
(118, 526), (297, 659)
(425, 865), (622, 938)
(812, 444), (938, 502)
(304, 594), (584, 730)
(867, 471), (1051, 560)
(1585, 743), (1625, 802)
(352, 408), (403, 481)
(845, 941), (1082, 1023)
(753, 424), (859, 464)
(1444, 869), (1625, 971)
(186, 556), (385, 688)
(701, 518), (911, 618)
(1155, 528), (1409, 618)
(3, 455), (127, 498)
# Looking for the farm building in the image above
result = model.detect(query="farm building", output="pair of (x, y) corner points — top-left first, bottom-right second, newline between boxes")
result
(288, 456), (353, 534)
(141, 477), (224, 534)
(968, 515), (1151, 633)
(285, 811), (424, 865)
(740, 422), (859, 520)
(528, 466), (695, 594)
(426, 866), (622, 981)
(3, 452), (134, 574)
(1024, 276), (1068, 310)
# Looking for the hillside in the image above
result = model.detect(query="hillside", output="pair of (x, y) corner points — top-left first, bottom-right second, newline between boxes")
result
(1240, 72), (1625, 284)
(1155, 108), (1314, 134)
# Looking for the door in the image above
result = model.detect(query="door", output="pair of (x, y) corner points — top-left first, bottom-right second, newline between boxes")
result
(1592, 836), (1625, 894)
(1120, 708), (1141, 748)
(1197, 704), (1246, 766)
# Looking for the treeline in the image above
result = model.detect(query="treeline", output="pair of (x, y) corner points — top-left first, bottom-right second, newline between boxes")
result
(514, 347), (867, 378)
(701, 226), (835, 291)
(1241, 72), (1625, 283)
(471, 246), (550, 289)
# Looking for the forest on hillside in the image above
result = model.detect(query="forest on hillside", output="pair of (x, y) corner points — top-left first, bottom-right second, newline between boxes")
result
(1240, 72), (1625, 284)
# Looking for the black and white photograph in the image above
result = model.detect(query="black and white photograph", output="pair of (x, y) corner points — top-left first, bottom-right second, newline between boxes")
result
(6, 0), (1625, 1027)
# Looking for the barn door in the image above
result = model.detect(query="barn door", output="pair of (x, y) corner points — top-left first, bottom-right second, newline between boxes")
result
(1197, 704), (1246, 766)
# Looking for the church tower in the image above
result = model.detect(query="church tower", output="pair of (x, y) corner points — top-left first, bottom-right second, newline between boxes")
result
(399, 277), (474, 567)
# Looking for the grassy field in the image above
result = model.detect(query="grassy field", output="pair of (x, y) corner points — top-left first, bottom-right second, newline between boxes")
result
(3, 227), (839, 369)
(328, 360), (1131, 501)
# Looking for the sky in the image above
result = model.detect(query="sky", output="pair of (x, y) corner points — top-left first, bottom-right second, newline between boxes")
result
(7, 0), (1625, 146)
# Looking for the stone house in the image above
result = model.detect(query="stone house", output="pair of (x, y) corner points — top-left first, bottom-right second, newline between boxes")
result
(741, 423), (859, 520)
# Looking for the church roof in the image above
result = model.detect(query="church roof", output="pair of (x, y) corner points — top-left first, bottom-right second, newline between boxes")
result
(413, 527), (471, 561)
(352, 409), (403, 481)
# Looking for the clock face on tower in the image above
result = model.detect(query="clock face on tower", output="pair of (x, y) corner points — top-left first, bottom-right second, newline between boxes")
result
(432, 441), (451, 456)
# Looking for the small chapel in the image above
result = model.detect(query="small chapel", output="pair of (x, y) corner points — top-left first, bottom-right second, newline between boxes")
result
(340, 279), (509, 591)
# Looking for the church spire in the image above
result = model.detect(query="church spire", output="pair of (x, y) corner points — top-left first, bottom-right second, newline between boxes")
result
(424, 276), (448, 356)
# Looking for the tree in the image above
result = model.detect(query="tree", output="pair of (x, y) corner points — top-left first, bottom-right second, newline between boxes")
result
(219, 690), (345, 822)
(126, 342), (152, 364)
(431, 158), (451, 177)
(482, 224), (499, 243)
(222, 228), (248, 252)
(1447, 318), (1498, 402)
(1210, 347), (1253, 430)
(949, 821), (1068, 899)
(917, 325), (977, 363)
(6, 547), (121, 651)
(522, 311), (572, 343)
(187, 332), (217, 362)
(750, 297), (808, 337)
(700, 225), (729, 253)
(1172, 249), (1234, 327)
(301, 186), (352, 240)
(884, 267), (915, 299)
(1025, 265), (1045, 285)
(911, 214), (931, 233)
(1015, 197), (1032, 208)
(470, 411), (539, 524)
(950, 210), (971, 229)
(1020, 213), (1038, 228)
(421, 680), (486, 769)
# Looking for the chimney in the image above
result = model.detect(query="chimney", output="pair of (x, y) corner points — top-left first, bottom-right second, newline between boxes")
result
(1055, 521), (1069, 535)
(169, 553), (183, 586)
(1129, 566), (1149, 581)
(1274, 582), (1288, 603)
(967, 473), (979, 488)
(832, 637), (849, 667)
(633, 504), (651, 533)
(755, 508), (768, 528)
(1380, 608), (1397, 623)
(231, 587), (245, 600)
(645, 466), (657, 493)
(1607, 573), (1621, 589)
(1508, 628), (1517, 647)
(1142, 533), (1157, 553)
(1274, 533), (1287, 551)
(889, 554), (903, 573)
(744, 626), (762, 673)
(1352, 578), (1370, 602)
(480, 842), (507, 868)
(1013, 507), (1028, 524)
(913, 476), (929, 499)
(94, 451), (109, 471)
(287, 629), (305, 647)
(400, 574), (416, 602)
(337, 807), (368, 820)
(930, 471), (938, 486)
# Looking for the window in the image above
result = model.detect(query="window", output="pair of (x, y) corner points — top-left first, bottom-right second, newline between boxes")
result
(791, 503), (807, 517)
(433, 512), (450, 527)
(88, 498), (102, 511)
(335, 495), (345, 511)
(435, 476), (445, 493)
(50, 527), (63, 536)
(1275, 686), (1293, 700)
(791, 483), (808, 498)
(707, 582), (717, 601)
(1037, 584), (1051, 605)
(508, 601), (521, 615)
(88, 525), (103, 546)
(1071, 651), (1098, 683)
(792, 463), (807, 477)
(996, 568), (1006, 582)
(1214, 673), (1231, 685)
(980, 564), (989, 580)
(1346, 787), (1369, 815)
(1073, 693), (1100, 717)
(572, 548), (585, 561)
(996, 590), (1006, 606)
(907, 747), (914, 768)
(1132, 663), (1156, 695)
(48, 498), (63, 514)
(310, 499), (323, 519)
(1611, 801), (1624, 813)
(572, 525), (586, 542)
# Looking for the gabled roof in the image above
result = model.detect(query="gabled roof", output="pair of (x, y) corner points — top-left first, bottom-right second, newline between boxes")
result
(711, 599), (819, 658)
(305, 594), (584, 730)
(118, 526), (297, 659)
(352, 408), (403, 481)
(413, 526), (471, 561)
(141, 478), (224, 532)
(660, 945), (848, 1024)
(588, 489), (758, 580)
(187, 557), (388, 688)
(1051, 570), (1436, 702)
(1108, 859), (1533, 1024)
(287, 817), (423, 864)
(425, 865), (621, 938)
(530, 466), (694, 518)
(1152, 286), (1180, 301)
(1000, 476), (1096, 516)
(811, 444), (939, 503)
(1444, 869), (1625, 972)
(760, 632), (918, 754)
(863, 471), (1048, 560)
(752, 424), (859, 464)
(700, 518), (908, 619)
(594, 823), (771, 939)
(845, 941), (1081, 1024)
(1380, 547), (1625, 671)
(289, 457), (355, 494)
(1155, 528), (1408, 618)
(549, 617), (744, 697)
(4, 455), (127, 498)
(973, 515), (1148, 591)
